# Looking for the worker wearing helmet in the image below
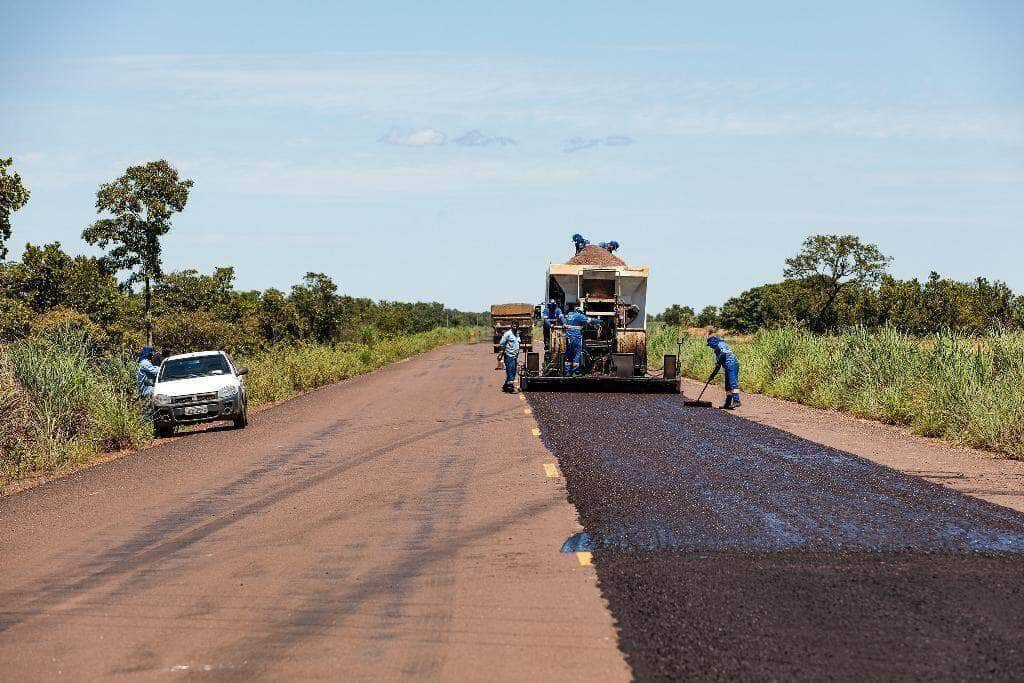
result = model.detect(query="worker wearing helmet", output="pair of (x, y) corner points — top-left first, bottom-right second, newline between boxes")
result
(572, 233), (590, 254)
(598, 240), (620, 253)
(542, 299), (563, 350)
(707, 335), (741, 409)
(562, 306), (597, 376)
(497, 320), (522, 393)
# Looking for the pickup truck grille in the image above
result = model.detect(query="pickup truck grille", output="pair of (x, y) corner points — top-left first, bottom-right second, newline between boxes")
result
(172, 392), (217, 404)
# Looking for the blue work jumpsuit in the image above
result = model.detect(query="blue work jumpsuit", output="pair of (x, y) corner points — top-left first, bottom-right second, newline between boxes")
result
(708, 338), (740, 394)
(137, 347), (159, 398)
(563, 310), (595, 376)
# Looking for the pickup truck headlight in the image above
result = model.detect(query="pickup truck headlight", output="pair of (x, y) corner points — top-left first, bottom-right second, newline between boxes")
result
(218, 384), (239, 399)
(152, 393), (172, 407)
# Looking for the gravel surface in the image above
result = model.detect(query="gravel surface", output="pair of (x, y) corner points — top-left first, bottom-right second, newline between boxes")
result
(528, 392), (1024, 679)
(565, 245), (626, 266)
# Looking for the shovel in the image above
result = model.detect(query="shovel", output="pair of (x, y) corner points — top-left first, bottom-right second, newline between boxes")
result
(684, 369), (716, 408)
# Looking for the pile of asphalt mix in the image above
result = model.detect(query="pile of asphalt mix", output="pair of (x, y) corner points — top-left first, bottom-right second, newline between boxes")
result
(528, 392), (1024, 679)
(565, 244), (626, 266)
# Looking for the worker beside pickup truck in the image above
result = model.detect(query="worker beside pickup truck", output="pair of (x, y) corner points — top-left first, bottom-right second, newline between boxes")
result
(137, 346), (159, 398)
(707, 335), (742, 409)
(497, 320), (522, 393)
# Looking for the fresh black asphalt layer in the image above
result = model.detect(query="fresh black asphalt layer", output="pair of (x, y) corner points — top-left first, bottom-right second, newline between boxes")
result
(528, 392), (1024, 680)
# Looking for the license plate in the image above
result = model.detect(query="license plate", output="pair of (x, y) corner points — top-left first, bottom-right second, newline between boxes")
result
(183, 405), (208, 416)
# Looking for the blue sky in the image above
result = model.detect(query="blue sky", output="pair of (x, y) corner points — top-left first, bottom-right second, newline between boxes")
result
(2, 1), (1022, 312)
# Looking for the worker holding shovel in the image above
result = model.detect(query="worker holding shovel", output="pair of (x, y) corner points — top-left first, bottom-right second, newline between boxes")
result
(706, 335), (742, 409)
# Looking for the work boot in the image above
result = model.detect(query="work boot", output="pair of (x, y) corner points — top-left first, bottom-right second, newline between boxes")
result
(721, 394), (735, 410)
(732, 394), (742, 408)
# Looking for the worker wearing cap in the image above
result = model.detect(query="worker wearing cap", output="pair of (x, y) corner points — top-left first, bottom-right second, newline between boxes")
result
(572, 233), (590, 254)
(542, 299), (563, 350)
(562, 306), (597, 376)
(598, 240), (620, 253)
(497, 320), (522, 393)
(707, 335), (741, 409)
(137, 346), (159, 398)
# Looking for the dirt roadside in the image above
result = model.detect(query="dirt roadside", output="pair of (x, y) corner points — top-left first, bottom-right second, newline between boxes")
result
(683, 377), (1024, 513)
(0, 345), (629, 680)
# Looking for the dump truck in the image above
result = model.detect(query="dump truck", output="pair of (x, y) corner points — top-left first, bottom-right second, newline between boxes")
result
(491, 303), (535, 353)
(520, 247), (680, 392)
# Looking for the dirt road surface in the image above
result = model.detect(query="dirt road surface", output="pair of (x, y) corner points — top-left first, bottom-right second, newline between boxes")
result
(5, 343), (1024, 680)
(0, 345), (628, 680)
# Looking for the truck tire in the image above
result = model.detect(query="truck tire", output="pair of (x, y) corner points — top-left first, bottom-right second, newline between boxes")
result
(154, 422), (175, 438)
(233, 403), (248, 429)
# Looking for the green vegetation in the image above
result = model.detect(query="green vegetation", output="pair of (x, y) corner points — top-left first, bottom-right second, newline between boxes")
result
(650, 324), (1024, 459)
(656, 234), (1024, 335)
(0, 157), (488, 486)
(1, 326), (482, 485)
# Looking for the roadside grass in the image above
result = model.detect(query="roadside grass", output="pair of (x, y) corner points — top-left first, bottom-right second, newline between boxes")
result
(650, 324), (1024, 459)
(0, 326), (483, 487)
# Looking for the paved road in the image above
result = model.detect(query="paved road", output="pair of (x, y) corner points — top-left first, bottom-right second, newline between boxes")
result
(529, 392), (1024, 680)
(0, 345), (628, 680)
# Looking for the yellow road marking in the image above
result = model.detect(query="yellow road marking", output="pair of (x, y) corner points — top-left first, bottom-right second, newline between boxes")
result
(576, 552), (593, 566)
(531, 428), (541, 437)
(523, 407), (532, 415)
(543, 463), (559, 477)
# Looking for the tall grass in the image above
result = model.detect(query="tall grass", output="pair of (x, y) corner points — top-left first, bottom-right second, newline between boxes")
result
(651, 323), (1024, 458)
(240, 327), (482, 405)
(1, 328), (149, 479)
(1, 326), (483, 485)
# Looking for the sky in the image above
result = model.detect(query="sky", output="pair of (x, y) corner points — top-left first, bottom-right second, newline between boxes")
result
(2, 0), (1022, 312)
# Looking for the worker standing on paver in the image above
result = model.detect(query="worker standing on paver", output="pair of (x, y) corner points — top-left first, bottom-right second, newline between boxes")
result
(542, 299), (564, 350)
(137, 346), (159, 399)
(563, 306), (597, 376)
(497, 320), (522, 393)
(598, 240), (620, 253)
(572, 233), (590, 254)
(707, 335), (742, 409)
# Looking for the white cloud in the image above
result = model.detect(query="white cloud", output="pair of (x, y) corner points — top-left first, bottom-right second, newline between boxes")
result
(563, 135), (636, 153)
(454, 130), (517, 147)
(378, 127), (447, 146)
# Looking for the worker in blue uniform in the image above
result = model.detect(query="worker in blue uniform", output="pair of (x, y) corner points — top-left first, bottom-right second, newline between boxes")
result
(497, 320), (522, 392)
(562, 306), (598, 376)
(542, 299), (563, 350)
(598, 240), (620, 253)
(137, 346), (159, 398)
(707, 335), (741, 409)
(572, 233), (590, 254)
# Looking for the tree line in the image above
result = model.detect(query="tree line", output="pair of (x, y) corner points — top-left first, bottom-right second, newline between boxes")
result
(0, 157), (487, 353)
(652, 235), (1024, 334)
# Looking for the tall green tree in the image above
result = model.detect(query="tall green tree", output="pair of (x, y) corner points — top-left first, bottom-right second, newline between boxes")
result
(783, 234), (891, 331)
(82, 160), (193, 344)
(0, 157), (31, 260)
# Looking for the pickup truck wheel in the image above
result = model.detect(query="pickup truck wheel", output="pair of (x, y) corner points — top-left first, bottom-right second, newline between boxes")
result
(154, 422), (174, 438)
(233, 404), (248, 429)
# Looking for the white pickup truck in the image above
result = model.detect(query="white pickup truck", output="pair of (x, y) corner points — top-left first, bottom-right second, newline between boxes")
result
(150, 351), (249, 438)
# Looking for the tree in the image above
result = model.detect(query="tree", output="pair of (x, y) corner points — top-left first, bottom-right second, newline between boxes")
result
(82, 160), (193, 344)
(659, 304), (696, 328)
(695, 305), (719, 328)
(0, 157), (31, 260)
(783, 234), (891, 331)
(289, 272), (341, 343)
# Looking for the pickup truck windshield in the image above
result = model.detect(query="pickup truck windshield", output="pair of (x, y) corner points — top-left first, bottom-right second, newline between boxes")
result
(160, 355), (231, 381)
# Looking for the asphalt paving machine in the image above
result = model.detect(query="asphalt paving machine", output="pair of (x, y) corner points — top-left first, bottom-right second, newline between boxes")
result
(520, 255), (680, 392)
